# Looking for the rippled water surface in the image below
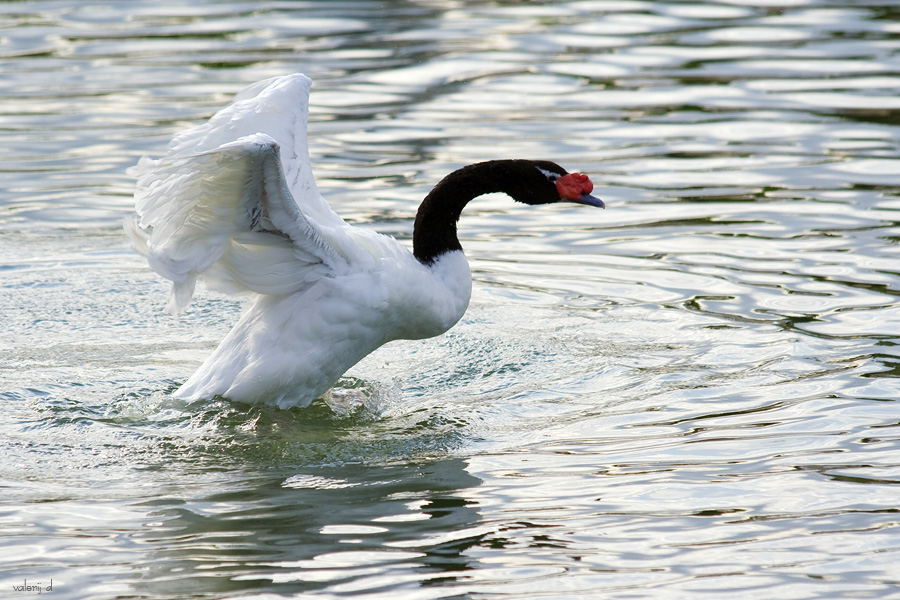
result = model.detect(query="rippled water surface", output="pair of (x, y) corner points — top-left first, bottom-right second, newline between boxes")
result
(3, 1), (900, 598)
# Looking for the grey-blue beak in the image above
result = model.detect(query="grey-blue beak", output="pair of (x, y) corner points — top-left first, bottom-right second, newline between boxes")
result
(571, 192), (605, 208)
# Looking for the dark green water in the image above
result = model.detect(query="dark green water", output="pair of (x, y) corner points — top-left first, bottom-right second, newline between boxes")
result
(2, 1), (900, 598)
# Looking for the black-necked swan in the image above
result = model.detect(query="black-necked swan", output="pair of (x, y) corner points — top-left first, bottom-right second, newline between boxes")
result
(126, 73), (604, 409)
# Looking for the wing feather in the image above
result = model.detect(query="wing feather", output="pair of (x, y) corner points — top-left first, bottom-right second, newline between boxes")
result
(165, 73), (345, 232)
(128, 134), (341, 314)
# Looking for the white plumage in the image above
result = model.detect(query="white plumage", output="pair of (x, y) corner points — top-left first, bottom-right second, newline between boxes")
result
(128, 74), (471, 408)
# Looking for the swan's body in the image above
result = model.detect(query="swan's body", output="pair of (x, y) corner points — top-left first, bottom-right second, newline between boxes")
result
(128, 74), (603, 408)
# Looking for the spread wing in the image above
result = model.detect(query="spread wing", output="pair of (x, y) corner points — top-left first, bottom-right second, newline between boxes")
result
(127, 133), (347, 314)
(163, 74), (346, 232)
(125, 74), (373, 314)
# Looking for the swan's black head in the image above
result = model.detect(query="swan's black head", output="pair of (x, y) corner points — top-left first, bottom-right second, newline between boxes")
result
(522, 160), (605, 208)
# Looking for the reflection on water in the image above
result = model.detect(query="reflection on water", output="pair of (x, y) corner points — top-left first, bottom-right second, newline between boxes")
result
(133, 460), (482, 597)
(2, 0), (900, 598)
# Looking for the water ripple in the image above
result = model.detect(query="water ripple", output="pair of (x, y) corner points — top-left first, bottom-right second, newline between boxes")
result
(2, 0), (900, 598)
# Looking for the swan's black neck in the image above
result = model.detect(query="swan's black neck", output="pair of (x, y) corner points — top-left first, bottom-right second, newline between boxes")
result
(413, 160), (563, 265)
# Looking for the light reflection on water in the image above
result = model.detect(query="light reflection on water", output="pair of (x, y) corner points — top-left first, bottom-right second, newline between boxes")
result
(2, 0), (900, 598)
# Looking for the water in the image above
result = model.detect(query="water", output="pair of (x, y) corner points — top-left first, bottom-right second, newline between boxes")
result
(2, 0), (900, 598)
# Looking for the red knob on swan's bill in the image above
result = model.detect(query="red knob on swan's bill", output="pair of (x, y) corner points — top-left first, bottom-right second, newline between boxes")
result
(556, 173), (604, 208)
